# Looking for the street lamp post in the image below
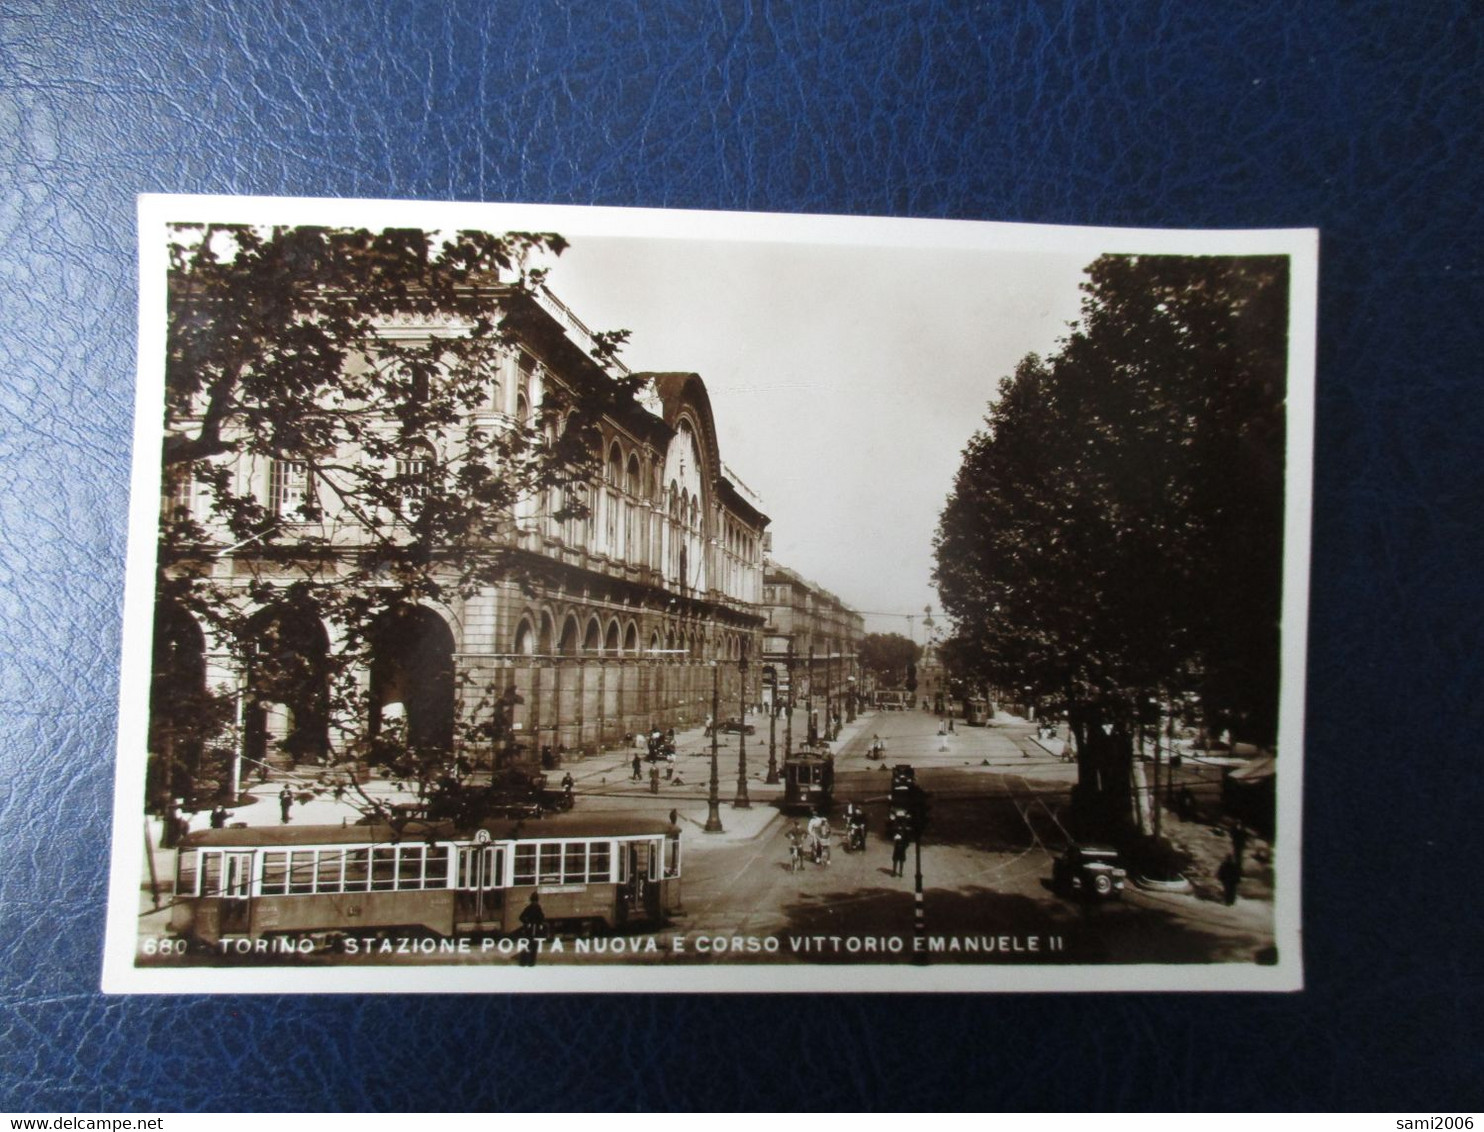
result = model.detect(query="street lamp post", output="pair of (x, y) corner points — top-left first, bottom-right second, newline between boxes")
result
(705, 660), (724, 833)
(734, 645), (750, 808)
(766, 679), (778, 784)
(806, 643), (815, 745)
(784, 640), (794, 762)
(824, 643), (832, 739)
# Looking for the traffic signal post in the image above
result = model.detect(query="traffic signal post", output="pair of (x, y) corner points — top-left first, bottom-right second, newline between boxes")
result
(890, 766), (931, 960)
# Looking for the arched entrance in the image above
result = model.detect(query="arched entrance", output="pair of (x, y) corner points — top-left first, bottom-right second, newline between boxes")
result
(244, 602), (330, 770)
(368, 605), (456, 757)
(148, 603), (213, 810)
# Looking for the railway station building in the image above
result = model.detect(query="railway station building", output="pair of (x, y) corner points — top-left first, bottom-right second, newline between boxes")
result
(154, 280), (770, 785)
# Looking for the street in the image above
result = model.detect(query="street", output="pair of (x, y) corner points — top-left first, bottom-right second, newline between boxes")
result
(139, 706), (1275, 969)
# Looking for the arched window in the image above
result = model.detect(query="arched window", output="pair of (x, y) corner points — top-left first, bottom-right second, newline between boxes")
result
(513, 618), (536, 656)
(558, 615), (581, 657)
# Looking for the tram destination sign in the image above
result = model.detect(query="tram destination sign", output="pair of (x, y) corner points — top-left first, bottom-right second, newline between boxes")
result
(103, 194), (1314, 994)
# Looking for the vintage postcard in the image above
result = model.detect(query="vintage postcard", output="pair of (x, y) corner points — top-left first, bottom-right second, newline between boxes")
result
(103, 195), (1315, 992)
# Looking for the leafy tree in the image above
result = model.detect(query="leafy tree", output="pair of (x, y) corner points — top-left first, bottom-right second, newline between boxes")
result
(152, 225), (633, 826)
(934, 255), (1288, 832)
(858, 632), (922, 687)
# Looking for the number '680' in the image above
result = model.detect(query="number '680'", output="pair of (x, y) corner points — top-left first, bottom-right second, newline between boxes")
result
(140, 937), (188, 956)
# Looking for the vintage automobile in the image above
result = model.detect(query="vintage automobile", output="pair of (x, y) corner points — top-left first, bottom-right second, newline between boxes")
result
(1052, 843), (1128, 900)
(716, 718), (756, 735)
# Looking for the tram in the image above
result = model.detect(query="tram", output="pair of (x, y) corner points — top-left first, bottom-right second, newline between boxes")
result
(964, 696), (990, 726)
(168, 814), (681, 946)
(781, 748), (834, 811)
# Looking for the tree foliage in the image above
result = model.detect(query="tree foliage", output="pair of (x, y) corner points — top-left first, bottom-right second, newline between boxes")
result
(934, 255), (1288, 822)
(152, 225), (633, 812)
(858, 632), (922, 687)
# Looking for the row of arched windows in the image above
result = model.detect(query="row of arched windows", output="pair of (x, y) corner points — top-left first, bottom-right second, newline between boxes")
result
(511, 610), (750, 662)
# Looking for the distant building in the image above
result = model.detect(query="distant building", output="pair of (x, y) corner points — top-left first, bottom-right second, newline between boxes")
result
(759, 562), (864, 727)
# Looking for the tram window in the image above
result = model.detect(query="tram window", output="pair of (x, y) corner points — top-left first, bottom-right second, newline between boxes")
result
(588, 841), (611, 882)
(664, 836), (680, 878)
(371, 847), (397, 891)
(177, 850), (199, 897)
(397, 846), (425, 890)
(201, 852), (222, 897)
(225, 854), (253, 898)
(513, 844), (537, 886)
(538, 844), (562, 885)
(562, 842), (587, 882)
(316, 850), (344, 894)
(344, 849), (371, 891)
(260, 851), (289, 896)
(288, 851), (316, 895)
(457, 848), (475, 889)
(425, 845), (449, 888)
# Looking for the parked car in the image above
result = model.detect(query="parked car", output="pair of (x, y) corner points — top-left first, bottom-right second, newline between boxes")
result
(1052, 844), (1127, 900)
(718, 718), (756, 735)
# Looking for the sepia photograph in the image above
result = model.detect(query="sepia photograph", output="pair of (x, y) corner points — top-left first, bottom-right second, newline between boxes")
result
(104, 196), (1315, 993)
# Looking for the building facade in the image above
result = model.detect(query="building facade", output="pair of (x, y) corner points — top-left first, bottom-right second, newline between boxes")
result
(759, 562), (864, 734)
(156, 279), (769, 783)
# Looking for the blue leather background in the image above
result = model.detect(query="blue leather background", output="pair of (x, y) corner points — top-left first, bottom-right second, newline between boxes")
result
(2, 0), (1480, 1112)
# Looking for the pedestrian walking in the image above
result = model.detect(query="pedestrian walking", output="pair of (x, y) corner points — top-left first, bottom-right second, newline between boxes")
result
(668, 808), (679, 826)
(891, 832), (909, 877)
(1218, 854), (1241, 905)
(278, 786), (292, 824)
(631, 754), (642, 781)
(209, 804), (228, 830)
(518, 892), (546, 966)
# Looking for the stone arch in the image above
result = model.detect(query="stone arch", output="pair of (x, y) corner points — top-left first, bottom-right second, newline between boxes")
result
(583, 615), (603, 655)
(368, 604), (457, 756)
(513, 615), (537, 656)
(148, 602), (210, 804)
(557, 613), (581, 657)
(624, 621), (640, 655)
(604, 618), (621, 655)
(243, 599), (331, 768)
(538, 609), (556, 655)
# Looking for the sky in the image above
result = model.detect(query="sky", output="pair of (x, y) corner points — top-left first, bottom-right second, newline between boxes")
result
(534, 233), (1093, 643)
